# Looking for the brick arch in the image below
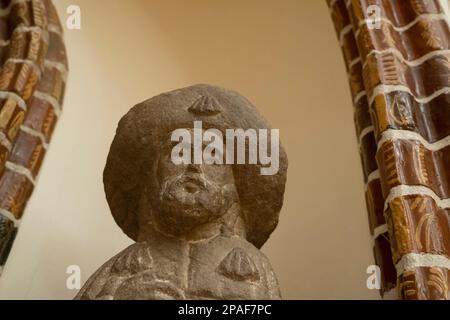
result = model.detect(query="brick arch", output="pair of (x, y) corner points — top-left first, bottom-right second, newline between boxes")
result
(0, 0), (67, 272)
(328, 0), (450, 299)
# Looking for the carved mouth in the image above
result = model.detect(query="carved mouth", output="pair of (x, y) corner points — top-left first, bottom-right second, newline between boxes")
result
(184, 181), (200, 193)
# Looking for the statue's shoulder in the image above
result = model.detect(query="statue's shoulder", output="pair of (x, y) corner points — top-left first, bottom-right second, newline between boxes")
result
(75, 242), (153, 300)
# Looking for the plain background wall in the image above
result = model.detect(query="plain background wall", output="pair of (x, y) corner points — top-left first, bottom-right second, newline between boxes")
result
(0, 0), (380, 299)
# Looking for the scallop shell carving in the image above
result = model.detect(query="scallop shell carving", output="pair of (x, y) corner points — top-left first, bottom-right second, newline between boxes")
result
(218, 247), (260, 282)
(188, 95), (223, 115)
(111, 243), (153, 275)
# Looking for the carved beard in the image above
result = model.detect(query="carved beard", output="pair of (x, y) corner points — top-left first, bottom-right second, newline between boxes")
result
(155, 173), (232, 234)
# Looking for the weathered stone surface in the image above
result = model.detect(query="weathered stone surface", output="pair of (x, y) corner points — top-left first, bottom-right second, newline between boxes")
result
(76, 84), (288, 300)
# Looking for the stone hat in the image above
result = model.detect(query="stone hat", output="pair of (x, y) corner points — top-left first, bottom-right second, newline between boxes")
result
(103, 84), (288, 249)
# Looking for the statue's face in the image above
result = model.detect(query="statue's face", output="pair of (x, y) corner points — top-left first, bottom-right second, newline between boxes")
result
(149, 130), (238, 236)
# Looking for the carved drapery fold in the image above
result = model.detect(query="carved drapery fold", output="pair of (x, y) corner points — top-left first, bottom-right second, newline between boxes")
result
(328, 0), (450, 299)
(0, 0), (67, 272)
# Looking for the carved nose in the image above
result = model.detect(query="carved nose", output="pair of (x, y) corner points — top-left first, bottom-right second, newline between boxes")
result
(186, 163), (202, 173)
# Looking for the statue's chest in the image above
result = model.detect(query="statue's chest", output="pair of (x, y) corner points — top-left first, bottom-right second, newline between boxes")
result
(109, 239), (271, 300)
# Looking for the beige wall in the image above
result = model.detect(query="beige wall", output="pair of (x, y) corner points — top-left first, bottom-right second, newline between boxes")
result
(0, 0), (379, 299)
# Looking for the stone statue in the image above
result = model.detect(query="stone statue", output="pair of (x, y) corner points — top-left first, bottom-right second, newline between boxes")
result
(76, 84), (288, 300)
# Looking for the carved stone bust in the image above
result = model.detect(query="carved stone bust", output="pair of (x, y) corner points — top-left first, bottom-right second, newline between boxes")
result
(76, 84), (288, 300)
